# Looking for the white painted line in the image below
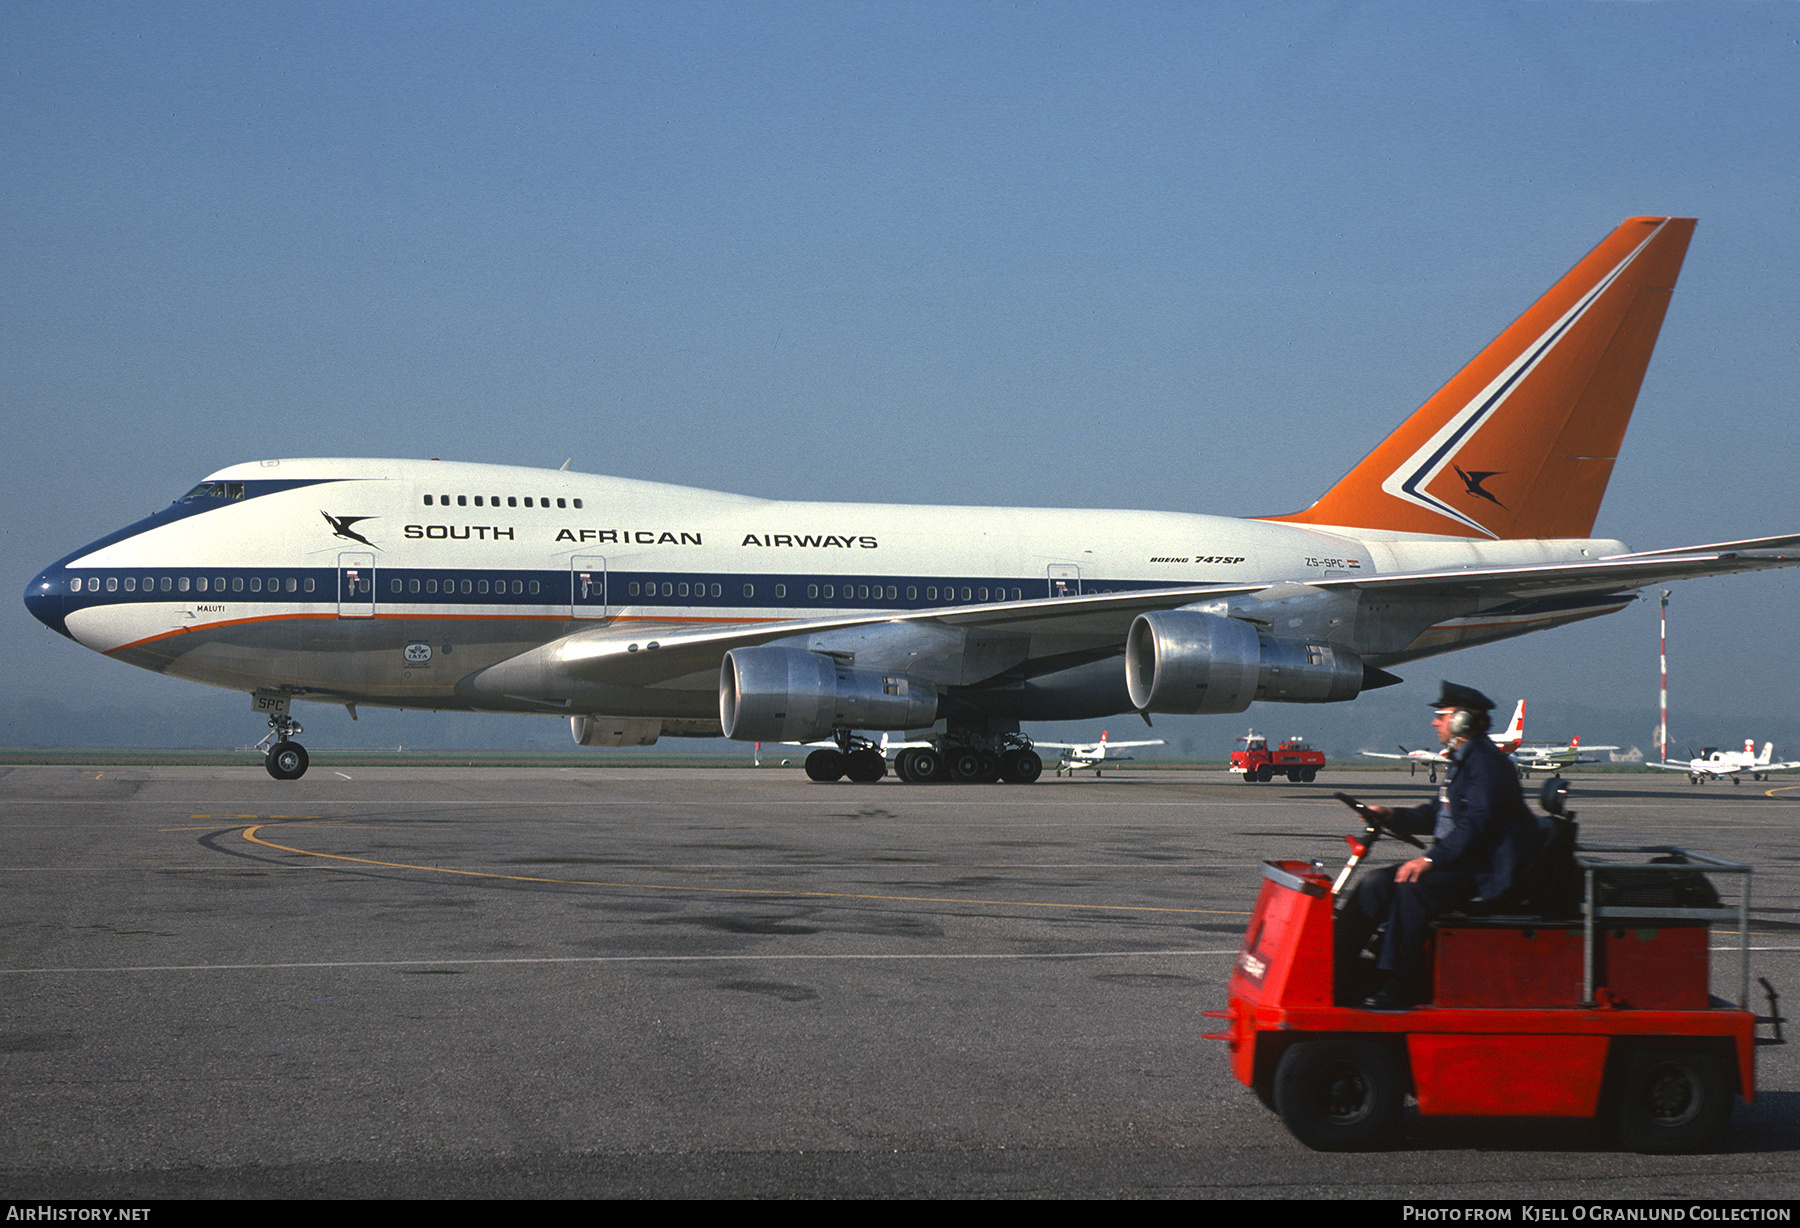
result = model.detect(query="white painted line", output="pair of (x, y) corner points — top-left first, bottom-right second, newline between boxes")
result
(0, 949), (1240, 975)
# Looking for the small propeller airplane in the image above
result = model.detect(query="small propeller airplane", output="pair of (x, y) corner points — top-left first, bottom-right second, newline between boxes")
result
(1035, 731), (1166, 777)
(1359, 700), (1526, 783)
(1512, 733), (1620, 777)
(1647, 740), (1800, 785)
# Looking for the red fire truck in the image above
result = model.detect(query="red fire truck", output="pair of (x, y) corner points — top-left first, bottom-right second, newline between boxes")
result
(1205, 785), (1784, 1151)
(1231, 730), (1327, 783)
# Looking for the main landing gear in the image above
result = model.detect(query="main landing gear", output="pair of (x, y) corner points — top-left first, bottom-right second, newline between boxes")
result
(804, 728), (1044, 785)
(804, 733), (889, 783)
(253, 698), (310, 780)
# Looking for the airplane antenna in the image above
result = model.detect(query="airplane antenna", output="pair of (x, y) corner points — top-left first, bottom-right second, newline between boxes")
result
(1658, 589), (1671, 764)
(559, 458), (573, 471)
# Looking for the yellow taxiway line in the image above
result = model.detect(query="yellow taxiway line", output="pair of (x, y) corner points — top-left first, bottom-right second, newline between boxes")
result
(239, 821), (1250, 917)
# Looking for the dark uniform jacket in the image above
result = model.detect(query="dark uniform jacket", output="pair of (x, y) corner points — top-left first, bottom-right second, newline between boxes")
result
(1392, 732), (1540, 900)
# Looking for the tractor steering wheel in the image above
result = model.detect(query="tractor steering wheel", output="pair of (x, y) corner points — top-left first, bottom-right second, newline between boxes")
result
(1332, 792), (1427, 849)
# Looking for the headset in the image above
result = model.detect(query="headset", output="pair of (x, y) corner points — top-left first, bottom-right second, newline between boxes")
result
(1444, 707), (1490, 738)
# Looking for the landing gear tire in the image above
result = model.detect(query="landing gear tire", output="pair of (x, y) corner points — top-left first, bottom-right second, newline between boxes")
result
(948, 749), (985, 783)
(804, 749), (847, 782)
(1612, 1046), (1734, 1154)
(1000, 748), (1043, 784)
(845, 748), (887, 783)
(1272, 1037), (1405, 1152)
(266, 740), (309, 781)
(909, 748), (945, 782)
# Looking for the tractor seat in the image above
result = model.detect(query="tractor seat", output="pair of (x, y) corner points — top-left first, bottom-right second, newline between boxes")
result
(1441, 811), (1582, 924)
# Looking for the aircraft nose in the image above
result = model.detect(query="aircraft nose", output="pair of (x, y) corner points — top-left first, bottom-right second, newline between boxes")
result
(24, 567), (73, 639)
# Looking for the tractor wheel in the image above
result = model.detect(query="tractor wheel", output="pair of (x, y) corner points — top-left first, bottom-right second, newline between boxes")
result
(1612, 1046), (1734, 1154)
(1272, 1037), (1405, 1151)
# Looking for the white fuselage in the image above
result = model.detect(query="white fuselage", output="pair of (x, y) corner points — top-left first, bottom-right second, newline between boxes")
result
(30, 458), (1628, 729)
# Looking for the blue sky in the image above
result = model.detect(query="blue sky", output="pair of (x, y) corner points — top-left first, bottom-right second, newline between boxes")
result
(4, 2), (1796, 755)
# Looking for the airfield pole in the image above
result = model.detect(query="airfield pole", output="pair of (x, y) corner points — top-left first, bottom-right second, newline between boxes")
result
(1659, 589), (1670, 764)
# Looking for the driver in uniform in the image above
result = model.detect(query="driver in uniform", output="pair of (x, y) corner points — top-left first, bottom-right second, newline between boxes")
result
(1337, 682), (1540, 1009)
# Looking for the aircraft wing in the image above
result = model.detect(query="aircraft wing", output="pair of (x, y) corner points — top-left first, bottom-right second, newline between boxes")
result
(461, 584), (1272, 699)
(1330, 540), (1800, 606)
(462, 534), (1800, 699)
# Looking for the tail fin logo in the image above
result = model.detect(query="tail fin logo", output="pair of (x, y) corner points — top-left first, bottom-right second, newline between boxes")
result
(1452, 466), (1507, 509)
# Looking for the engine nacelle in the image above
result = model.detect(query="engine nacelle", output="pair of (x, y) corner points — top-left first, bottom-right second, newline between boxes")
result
(571, 715), (662, 747)
(1126, 610), (1367, 714)
(719, 646), (939, 743)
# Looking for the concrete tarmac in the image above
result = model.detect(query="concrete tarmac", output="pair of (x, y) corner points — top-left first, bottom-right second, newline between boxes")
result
(1, 764), (1795, 1199)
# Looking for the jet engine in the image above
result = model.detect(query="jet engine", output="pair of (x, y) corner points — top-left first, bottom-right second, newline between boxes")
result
(1125, 609), (1368, 714)
(719, 646), (939, 742)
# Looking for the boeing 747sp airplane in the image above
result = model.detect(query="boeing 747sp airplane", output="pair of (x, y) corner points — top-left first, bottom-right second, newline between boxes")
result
(25, 217), (1800, 781)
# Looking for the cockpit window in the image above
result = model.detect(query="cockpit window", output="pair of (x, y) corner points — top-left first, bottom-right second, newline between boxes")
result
(177, 481), (245, 502)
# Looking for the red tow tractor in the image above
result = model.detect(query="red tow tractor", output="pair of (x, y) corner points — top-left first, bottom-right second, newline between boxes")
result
(1231, 730), (1327, 784)
(1206, 782), (1785, 1151)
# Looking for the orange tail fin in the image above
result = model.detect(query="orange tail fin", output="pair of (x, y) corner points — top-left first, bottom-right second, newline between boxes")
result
(1265, 217), (1694, 539)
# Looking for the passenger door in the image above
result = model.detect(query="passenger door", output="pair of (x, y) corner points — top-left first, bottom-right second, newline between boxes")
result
(571, 556), (607, 619)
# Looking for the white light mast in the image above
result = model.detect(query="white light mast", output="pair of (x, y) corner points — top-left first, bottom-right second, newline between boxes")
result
(1658, 589), (1671, 764)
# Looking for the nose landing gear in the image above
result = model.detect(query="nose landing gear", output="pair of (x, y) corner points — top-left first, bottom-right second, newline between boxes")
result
(252, 693), (310, 780)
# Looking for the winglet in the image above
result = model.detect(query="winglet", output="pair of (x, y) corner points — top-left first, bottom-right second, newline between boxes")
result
(1265, 217), (1695, 539)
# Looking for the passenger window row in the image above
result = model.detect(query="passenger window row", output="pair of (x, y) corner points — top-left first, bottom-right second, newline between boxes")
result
(799, 584), (1023, 603)
(390, 577), (544, 596)
(422, 494), (582, 509)
(628, 581), (746, 598)
(69, 574), (315, 594)
(621, 581), (1027, 604)
(67, 572), (1104, 603)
